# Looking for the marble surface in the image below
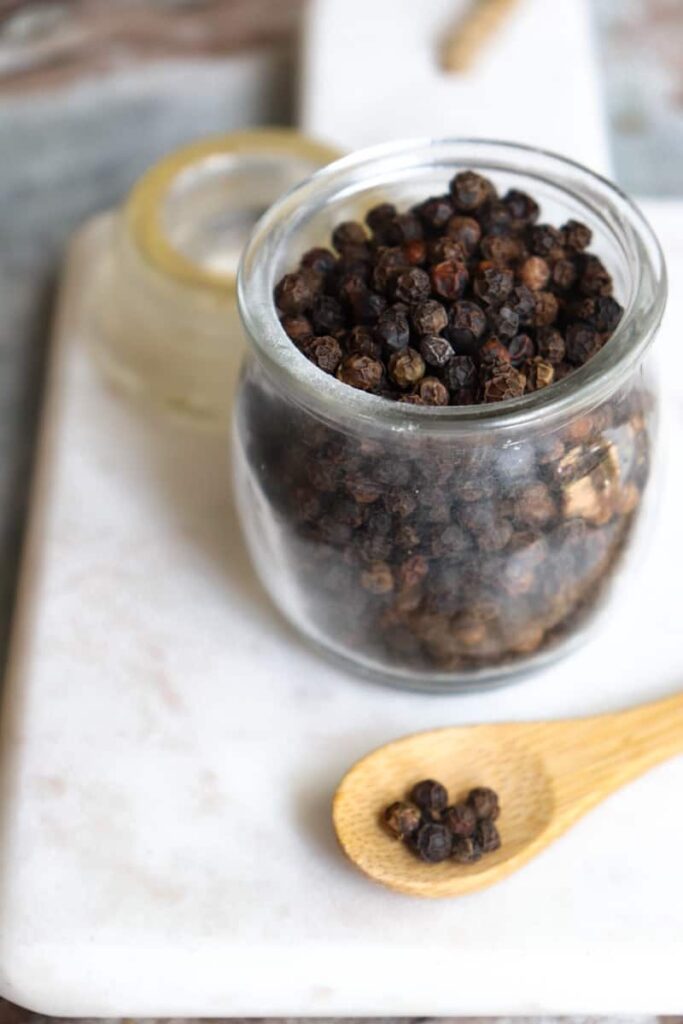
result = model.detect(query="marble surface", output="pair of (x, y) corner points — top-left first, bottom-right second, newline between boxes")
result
(0, 204), (681, 1017)
(302, 0), (610, 173)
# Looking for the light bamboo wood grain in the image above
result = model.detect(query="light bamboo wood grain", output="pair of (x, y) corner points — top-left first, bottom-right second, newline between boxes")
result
(333, 692), (683, 898)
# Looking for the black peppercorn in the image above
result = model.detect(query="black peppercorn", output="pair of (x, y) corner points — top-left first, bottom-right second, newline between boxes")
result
(473, 264), (514, 306)
(412, 299), (448, 337)
(474, 818), (501, 853)
(388, 347), (426, 388)
(311, 294), (345, 334)
(419, 334), (454, 369)
(336, 354), (383, 391)
(446, 215), (481, 253)
(414, 822), (453, 863)
(443, 802), (477, 836)
(331, 220), (367, 252)
(374, 306), (410, 351)
(411, 779), (448, 817)
(383, 801), (422, 839)
(467, 786), (500, 820)
(430, 259), (469, 301)
(448, 301), (487, 351)
(451, 835), (482, 864)
(394, 266), (431, 304)
(449, 170), (494, 211)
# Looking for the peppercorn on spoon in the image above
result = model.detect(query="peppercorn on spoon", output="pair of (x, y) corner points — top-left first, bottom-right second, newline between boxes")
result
(333, 691), (683, 898)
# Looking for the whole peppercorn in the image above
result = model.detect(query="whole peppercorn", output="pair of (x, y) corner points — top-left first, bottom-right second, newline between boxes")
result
(337, 270), (368, 307)
(300, 247), (336, 275)
(280, 314), (313, 346)
(443, 801), (477, 837)
(513, 481), (557, 527)
(420, 334), (454, 369)
(402, 239), (428, 266)
(503, 188), (539, 226)
(529, 223), (564, 259)
(467, 786), (500, 821)
(591, 295), (623, 332)
(507, 284), (536, 325)
(507, 333), (535, 366)
(480, 234), (522, 264)
(415, 194), (454, 232)
(487, 305), (519, 340)
(383, 801), (422, 839)
(479, 200), (513, 236)
(414, 823), (453, 863)
(308, 336), (343, 374)
(274, 271), (316, 314)
(348, 324), (382, 359)
(483, 364), (526, 402)
(579, 254), (613, 296)
(374, 306), (410, 351)
(365, 202), (396, 233)
(448, 300), (488, 350)
(431, 259), (469, 300)
(311, 294), (345, 334)
(473, 264), (514, 306)
(336, 354), (383, 391)
(475, 818), (501, 853)
(566, 322), (601, 365)
(479, 337), (511, 367)
(519, 255), (550, 291)
(388, 347), (426, 388)
(372, 247), (408, 293)
(417, 376), (449, 405)
(446, 214), (482, 253)
(360, 561), (394, 594)
(552, 258), (578, 290)
(443, 354), (478, 392)
(384, 211), (424, 245)
(562, 218), (592, 251)
(394, 267), (431, 304)
(524, 356), (555, 391)
(331, 220), (367, 252)
(411, 779), (448, 818)
(351, 289), (387, 325)
(451, 835), (482, 864)
(412, 299), (448, 336)
(427, 235), (467, 265)
(536, 326), (566, 364)
(450, 170), (494, 211)
(533, 290), (559, 327)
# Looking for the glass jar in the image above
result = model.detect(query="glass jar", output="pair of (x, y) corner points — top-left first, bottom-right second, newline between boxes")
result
(235, 139), (666, 691)
(90, 130), (339, 425)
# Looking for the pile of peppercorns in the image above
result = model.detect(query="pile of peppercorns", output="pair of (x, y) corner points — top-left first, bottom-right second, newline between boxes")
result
(384, 780), (501, 864)
(273, 170), (624, 405)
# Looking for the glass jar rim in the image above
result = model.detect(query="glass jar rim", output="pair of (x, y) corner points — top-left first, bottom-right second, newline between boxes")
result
(237, 138), (667, 436)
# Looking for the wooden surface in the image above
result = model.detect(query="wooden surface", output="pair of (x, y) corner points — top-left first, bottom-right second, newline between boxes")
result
(335, 694), (683, 898)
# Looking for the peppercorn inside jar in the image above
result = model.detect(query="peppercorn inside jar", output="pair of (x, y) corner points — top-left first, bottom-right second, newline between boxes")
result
(235, 140), (665, 691)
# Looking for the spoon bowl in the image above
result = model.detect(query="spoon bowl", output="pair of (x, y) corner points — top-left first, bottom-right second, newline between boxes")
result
(333, 693), (683, 898)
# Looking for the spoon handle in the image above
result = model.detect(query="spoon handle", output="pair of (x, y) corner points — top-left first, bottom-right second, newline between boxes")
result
(549, 692), (683, 810)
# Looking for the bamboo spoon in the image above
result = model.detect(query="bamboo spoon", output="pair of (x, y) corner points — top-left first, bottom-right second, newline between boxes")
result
(333, 692), (683, 898)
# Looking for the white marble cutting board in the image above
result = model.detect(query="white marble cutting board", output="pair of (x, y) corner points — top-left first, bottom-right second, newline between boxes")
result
(302, 0), (611, 174)
(0, 204), (682, 1017)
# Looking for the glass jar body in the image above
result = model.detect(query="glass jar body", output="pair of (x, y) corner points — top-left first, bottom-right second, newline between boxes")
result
(235, 139), (665, 691)
(234, 355), (657, 690)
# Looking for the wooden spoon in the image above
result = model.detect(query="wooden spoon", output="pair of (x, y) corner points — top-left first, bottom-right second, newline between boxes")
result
(333, 692), (683, 898)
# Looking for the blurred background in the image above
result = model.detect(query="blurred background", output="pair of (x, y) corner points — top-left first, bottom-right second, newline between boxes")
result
(0, 0), (681, 1020)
